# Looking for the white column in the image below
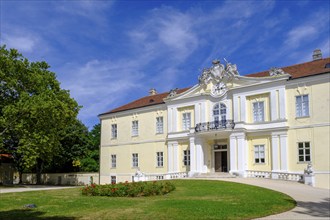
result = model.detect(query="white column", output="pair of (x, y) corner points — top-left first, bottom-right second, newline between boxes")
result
(233, 96), (239, 122)
(270, 90), (278, 121)
(189, 137), (196, 175)
(173, 107), (178, 132)
(195, 137), (204, 173)
(195, 103), (201, 124)
(237, 133), (247, 176)
(240, 96), (246, 122)
(279, 88), (286, 120)
(167, 143), (173, 172)
(201, 101), (206, 123)
(229, 135), (238, 173)
(271, 134), (280, 179)
(168, 108), (173, 133)
(280, 134), (288, 171)
(173, 142), (179, 172)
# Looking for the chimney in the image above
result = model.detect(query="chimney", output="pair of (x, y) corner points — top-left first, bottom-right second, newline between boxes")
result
(313, 49), (322, 61)
(149, 88), (157, 96)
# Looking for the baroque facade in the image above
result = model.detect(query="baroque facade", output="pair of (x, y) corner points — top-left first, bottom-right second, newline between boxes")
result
(99, 51), (330, 189)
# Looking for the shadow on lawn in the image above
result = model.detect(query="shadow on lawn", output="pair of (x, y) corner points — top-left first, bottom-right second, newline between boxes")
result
(0, 209), (76, 220)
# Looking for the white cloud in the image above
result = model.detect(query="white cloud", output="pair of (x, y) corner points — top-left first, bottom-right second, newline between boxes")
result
(57, 58), (146, 126)
(285, 26), (317, 48)
(284, 9), (329, 49)
(55, 0), (114, 23)
(2, 34), (36, 53)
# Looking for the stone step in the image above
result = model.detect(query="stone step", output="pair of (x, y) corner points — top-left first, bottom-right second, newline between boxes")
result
(194, 172), (236, 179)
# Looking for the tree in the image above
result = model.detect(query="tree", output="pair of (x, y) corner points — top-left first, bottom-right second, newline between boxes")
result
(0, 46), (79, 184)
(46, 119), (91, 173)
(80, 123), (100, 172)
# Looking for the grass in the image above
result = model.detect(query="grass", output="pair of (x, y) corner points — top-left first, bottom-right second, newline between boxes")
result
(0, 180), (295, 220)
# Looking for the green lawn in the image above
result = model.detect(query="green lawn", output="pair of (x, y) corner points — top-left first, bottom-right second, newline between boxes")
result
(0, 180), (295, 220)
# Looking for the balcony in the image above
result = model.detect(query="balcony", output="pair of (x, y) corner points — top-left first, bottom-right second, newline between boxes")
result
(195, 120), (235, 133)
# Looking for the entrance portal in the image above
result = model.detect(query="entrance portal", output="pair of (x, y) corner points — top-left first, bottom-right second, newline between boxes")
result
(215, 151), (228, 172)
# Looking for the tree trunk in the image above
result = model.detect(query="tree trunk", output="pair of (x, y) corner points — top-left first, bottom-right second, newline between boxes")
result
(36, 158), (44, 184)
(18, 171), (23, 184)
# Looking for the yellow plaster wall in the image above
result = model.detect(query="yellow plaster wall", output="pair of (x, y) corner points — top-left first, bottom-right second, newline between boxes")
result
(286, 81), (329, 174)
(247, 136), (271, 171)
(287, 81), (330, 126)
(101, 108), (167, 146)
(246, 93), (270, 123)
(100, 141), (168, 183)
(178, 142), (190, 172)
(100, 107), (168, 184)
(177, 106), (195, 131)
(288, 126), (330, 172)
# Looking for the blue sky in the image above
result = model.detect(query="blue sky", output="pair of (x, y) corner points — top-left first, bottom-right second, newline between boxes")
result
(1, 0), (329, 129)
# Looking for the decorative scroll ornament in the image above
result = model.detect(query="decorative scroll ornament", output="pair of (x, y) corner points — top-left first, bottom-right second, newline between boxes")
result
(198, 59), (239, 85)
(269, 67), (286, 76)
(167, 88), (178, 98)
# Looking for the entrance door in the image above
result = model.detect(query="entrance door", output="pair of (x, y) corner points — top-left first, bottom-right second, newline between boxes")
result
(215, 151), (228, 172)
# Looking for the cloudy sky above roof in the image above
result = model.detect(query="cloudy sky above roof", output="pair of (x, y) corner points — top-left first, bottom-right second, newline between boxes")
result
(1, 0), (329, 128)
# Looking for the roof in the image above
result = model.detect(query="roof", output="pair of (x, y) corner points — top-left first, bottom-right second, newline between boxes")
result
(100, 87), (190, 115)
(100, 57), (330, 115)
(247, 57), (330, 79)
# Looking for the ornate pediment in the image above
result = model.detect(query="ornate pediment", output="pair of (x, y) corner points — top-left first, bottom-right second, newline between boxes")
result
(269, 67), (286, 76)
(198, 59), (239, 85)
(198, 59), (239, 98)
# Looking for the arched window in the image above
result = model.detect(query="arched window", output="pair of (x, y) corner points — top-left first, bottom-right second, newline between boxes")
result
(213, 103), (226, 126)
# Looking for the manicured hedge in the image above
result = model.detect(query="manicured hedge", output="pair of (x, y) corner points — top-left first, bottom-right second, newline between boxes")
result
(81, 181), (175, 197)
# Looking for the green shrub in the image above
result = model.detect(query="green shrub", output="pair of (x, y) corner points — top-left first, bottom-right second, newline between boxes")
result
(81, 181), (175, 197)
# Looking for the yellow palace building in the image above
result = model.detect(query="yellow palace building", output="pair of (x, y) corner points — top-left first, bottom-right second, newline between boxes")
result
(99, 50), (330, 189)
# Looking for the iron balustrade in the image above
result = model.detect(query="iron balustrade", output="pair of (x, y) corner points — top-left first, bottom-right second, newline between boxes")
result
(195, 120), (235, 132)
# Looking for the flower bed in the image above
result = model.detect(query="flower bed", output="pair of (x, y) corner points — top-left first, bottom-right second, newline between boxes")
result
(81, 181), (175, 197)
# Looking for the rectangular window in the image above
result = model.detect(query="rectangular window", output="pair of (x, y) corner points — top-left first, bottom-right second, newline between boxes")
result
(156, 117), (164, 134)
(183, 150), (190, 166)
(253, 102), (264, 122)
(132, 120), (138, 136)
(254, 145), (265, 164)
(298, 142), (311, 162)
(111, 154), (116, 168)
(111, 124), (117, 139)
(156, 152), (164, 167)
(132, 153), (138, 167)
(111, 176), (116, 184)
(296, 95), (309, 117)
(182, 113), (191, 130)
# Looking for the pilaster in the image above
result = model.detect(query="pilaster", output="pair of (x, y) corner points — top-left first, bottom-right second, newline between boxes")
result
(271, 134), (280, 178)
(280, 134), (288, 171)
(240, 96), (246, 122)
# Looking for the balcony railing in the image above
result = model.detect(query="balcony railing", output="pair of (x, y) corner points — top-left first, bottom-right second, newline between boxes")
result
(195, 120), (235, 132)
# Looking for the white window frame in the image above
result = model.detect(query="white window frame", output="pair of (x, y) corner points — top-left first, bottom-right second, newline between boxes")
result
(111, 176), (116, 184)
(296, 95), (309, 117)
(111, 124), (117, 139)
(183, 150), (190, 166)
(132, 153), (138, 167)
(182, 112), (191, 131)
(132, 120), (139, 136)
(298, 142), (311, 162)
(156, 152), (163, 167)
(111, 154), (116, 168)
(253, 101), (264, 122)
(156, 117), (164, 134)
(254, 145), (265, 164)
